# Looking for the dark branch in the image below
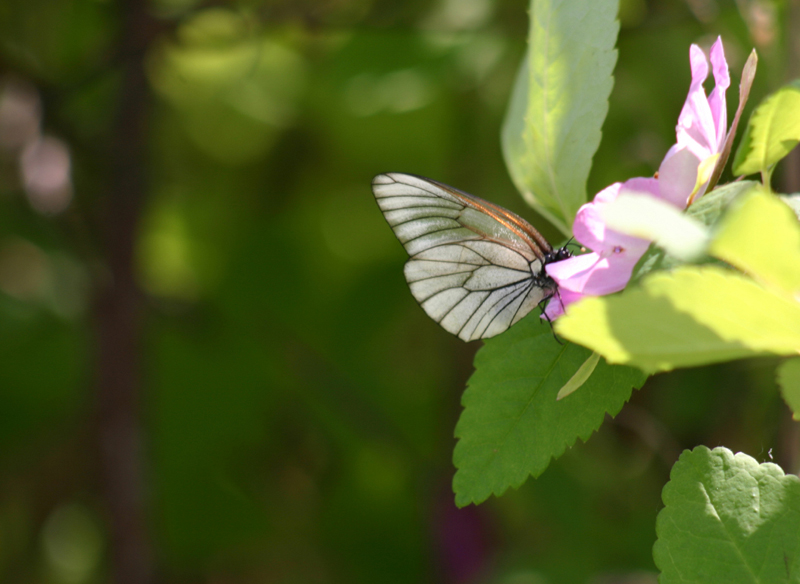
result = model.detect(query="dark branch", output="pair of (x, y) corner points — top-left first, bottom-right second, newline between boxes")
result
(93, 0), (157, 582)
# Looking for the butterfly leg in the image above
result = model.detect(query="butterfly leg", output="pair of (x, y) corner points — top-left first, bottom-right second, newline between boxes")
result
(537, 291), (565, 345)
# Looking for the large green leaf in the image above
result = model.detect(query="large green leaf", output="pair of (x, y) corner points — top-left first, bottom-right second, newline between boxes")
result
(710, 188), (800, 297)
(502, 0), (619, 236)
(556, 266), (800, 373)
(733, 80), (800, 177)
(452, 314), (646, 506)
(654, 446), (800, 583)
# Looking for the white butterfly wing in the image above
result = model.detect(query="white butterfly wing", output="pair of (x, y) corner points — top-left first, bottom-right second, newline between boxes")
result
(373, 173), (556, 341)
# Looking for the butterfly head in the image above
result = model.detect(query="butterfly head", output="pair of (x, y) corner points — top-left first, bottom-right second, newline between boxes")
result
(544, 246), (572, 266)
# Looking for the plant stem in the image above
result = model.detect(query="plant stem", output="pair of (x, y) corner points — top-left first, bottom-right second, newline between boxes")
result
(94, 0), (156, 582)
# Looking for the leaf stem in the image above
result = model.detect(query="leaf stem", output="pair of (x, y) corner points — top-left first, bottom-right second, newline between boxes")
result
(761, 166), (774, 191)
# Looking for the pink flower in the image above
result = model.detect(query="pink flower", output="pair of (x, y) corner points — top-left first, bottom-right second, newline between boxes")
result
(659, 37), (730, 208)
(544, 179), (656, 319)
(544, 38), (730, 319)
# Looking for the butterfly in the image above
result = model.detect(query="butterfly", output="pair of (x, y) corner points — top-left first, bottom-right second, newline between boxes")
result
(372, 172), (571, 341)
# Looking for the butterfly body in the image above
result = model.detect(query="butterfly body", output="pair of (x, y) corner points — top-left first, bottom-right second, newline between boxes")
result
(372, 173), (570, 341)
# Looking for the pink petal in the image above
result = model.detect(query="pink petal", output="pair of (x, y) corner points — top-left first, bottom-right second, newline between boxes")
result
(677, 45), (710, 135)
(657, 145), (700, 208)
(542, 288), (585, 320)
(546, 244), (647, 296)
(678, 92), (717, 159)
(546, 251), (603, 284)
(543, 296), (566, 320)
(709, 37), (730, 89)
(620, 176), (661, 199)
(572, 178), (659, 253)
(689, 44), (709, 88)
(708, 37), (730, 147)
(580, 252), (646, 295)
(572, 200), (612, 251)
(676, 45), (718, 158)
(593, 182), (622, 205)
(676, 123), (713, 161)
(571, 183), (626, 252)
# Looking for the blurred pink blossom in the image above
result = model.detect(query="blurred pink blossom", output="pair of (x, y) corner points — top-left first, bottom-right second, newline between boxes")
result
(0, 78), (40, 152)
(20, 136), (72, 214)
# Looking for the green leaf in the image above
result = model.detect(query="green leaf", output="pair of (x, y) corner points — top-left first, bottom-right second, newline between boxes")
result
(733, 80), (800, 177)
(710, 188), (800, 297)
(502, 0), (619, 236)
(556, 351), (600, 400)
(777, 358), (800, 421)
(452, 314), (646, 506)
(556, 266), (800, 373)
(630, 181), (759, 282)
(688, 180), (761, 226)
(653, 446), (800, 583)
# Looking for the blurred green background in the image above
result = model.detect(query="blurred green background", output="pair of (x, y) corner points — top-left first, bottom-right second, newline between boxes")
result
(0, 0), (797, 582)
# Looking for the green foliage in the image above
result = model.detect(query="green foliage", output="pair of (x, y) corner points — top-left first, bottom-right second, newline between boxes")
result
(459, 0), (633, 509)
(733, 80), (800, 179)
(502, 0), (620, 236)
(558, 189), (800, 373)
(453, 315), (646, 506)
(148, 9), (307, 165)
(710, 188), (800, 296)
(555, 267), (794, 373)
(654, 446), (800, 583)
(631, 181), (758, 280)
(4, 0), (800, 579)
(688, 180), (760, 225)
(777, 358), (800, 421)
(562, 264), (800, 372)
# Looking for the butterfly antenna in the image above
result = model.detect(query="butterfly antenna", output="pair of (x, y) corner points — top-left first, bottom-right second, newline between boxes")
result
(565, 236), (581, 252)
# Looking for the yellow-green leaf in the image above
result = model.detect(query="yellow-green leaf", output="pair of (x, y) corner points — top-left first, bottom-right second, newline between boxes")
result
(556, 266), (800, 373)
(710, 188), (800, 297)
(733, 80), (800, 176)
